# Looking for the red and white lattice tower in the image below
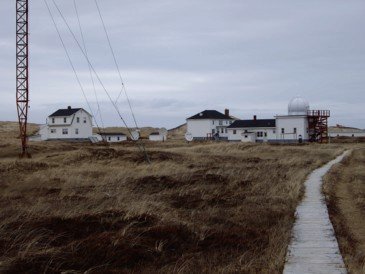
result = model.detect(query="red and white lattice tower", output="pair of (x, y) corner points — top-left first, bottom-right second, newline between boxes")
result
(16, 0), (30, 157)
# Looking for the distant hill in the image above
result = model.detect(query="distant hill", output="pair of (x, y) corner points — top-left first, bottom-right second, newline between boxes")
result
(0, 121), (39, 136)
(168, 123), (186, 140)
(329, 125), (365, 133)
(0, 121), (39, 144)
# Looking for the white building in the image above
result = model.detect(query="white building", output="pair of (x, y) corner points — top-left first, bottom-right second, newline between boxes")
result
(219, 97), (329, 143)
(40, 106), (93, 141)
(329, 125), (365, 138)
(100, 133), (127, 142)
(149, 132), (167, 141)
(227, 97), (312, 143)
(186, 109), (236, 140)
(227, 117), (276, 142)
(275, 97), (310, 142)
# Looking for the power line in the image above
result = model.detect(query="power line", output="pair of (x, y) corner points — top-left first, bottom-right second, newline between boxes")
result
(43, 0), (102, 135)
(94, 0), (139, 130)
(73, 0), (105, 133)
(47, 0), (150, 163)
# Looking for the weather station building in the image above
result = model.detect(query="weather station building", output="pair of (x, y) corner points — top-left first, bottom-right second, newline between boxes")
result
(40, 106), (93, 141)
(186, 97), (330, 143)
(229, 97), (330, 143)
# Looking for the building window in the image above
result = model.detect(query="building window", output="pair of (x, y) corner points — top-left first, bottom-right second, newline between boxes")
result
(62, 128), (68, 135)
(212, 129), (215, 134)
(281, 128), (285, 134)
(75, 128), (79, 135)
(233, 130), (237, 135)
(64, 117), (67, 123)
(219, 120), (223, 126)
(108, 137), (111, 141)
(244, 135), (248, 138)
(264, 132), (267, 137)
(294, 128), (297, 134)
(273, 130), (276, 134)
(76, 117), (80, 123)
(229, 121), (233, 125)
(83, 117), (87, 123)
(212, 121), (215, 125)
(225, 128), (227, 134)
(221, 128), (224, 134)
(117, 137), (120, 141)
(50, 129), (56, 134)
(257, 132), (263, 138)
(52, 118), (55, 124)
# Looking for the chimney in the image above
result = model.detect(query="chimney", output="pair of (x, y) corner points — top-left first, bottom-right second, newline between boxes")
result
(225, 108), (230, 117)
(253, 115), (257, 121)
(67, 106), (71, 110)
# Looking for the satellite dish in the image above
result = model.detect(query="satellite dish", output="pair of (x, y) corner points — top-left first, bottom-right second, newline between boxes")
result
(185, 132), (193, 142)
(131, 131), (140, 141)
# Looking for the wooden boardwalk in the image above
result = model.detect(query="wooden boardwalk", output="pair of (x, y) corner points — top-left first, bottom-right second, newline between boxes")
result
(283, 151), (350, 274)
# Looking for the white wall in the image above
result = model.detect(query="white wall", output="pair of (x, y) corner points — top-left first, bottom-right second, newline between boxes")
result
(39, 125), (48, 140)
(149, 135), (167, 141)
(103, 135), (127, 142)
(276, 116), (308, 141)
(329, 132), (365, 138)
(187, 119), (233, 139)
(45, 109), (93, 140)
(241, 133), (256, 143)
(187, 120), (213, 138)
(228, 128), (276, 141)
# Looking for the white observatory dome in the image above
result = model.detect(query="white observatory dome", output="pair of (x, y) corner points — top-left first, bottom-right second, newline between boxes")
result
(288, 96), (310, 115)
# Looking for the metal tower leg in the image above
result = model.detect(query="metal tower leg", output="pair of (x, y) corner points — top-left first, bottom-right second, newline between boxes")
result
(16, 0), (31, 158)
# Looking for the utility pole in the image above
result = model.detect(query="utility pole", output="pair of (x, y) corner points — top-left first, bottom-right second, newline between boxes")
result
(16, 0), (30, 158)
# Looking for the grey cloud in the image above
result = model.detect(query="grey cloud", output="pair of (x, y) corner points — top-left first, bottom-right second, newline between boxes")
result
(1, 0), (365, 129)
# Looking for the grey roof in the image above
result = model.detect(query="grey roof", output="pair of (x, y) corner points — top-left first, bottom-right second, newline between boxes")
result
(227, 119), (276, 128)
(49, 108), (81, 117)
(187, 110), (232, 120)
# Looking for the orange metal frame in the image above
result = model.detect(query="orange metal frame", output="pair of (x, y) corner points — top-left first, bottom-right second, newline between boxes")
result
(307, 110), (330, 143)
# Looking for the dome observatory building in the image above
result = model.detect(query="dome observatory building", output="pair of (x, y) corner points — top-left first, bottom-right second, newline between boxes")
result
(275, 97), (330, 143)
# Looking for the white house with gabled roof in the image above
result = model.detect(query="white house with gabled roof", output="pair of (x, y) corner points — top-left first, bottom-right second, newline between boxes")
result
(40, 106), (93, 140)
(227, 116), (277, 142)
(186, 109), (236, 140)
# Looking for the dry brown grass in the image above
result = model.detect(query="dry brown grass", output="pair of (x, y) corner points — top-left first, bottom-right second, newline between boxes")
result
(323, 148), (365, 273)
(0, 122), (351, 273)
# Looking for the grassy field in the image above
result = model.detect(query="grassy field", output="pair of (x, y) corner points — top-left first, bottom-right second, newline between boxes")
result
(323, 148), (365, 273)
(0, 122), (353, 273)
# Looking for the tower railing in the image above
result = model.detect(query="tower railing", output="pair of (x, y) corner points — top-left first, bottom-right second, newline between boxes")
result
(307, 110), (330, 117)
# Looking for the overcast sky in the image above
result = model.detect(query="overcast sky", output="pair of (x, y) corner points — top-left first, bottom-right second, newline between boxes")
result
(1, 0), (365, 129)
